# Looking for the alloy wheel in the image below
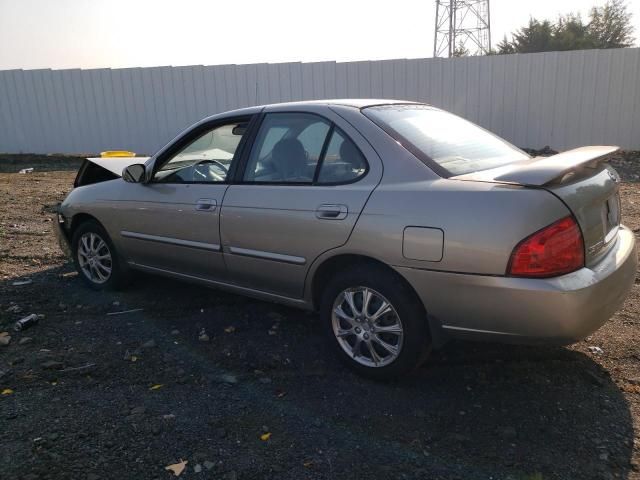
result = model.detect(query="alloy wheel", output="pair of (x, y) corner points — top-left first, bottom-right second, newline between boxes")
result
(331, 287), (404, 367)
(77, 232), (112, 284)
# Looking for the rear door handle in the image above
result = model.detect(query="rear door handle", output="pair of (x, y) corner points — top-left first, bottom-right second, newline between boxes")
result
(316, 204), (348, 220)
(195, 198), (217, 211)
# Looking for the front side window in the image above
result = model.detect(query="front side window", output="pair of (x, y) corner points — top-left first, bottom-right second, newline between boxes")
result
(153, 121), (248, 183)
(363, 105), (529, 176)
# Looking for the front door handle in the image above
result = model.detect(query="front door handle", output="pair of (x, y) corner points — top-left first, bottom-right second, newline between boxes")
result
(195, 198), (217, 211)
(316, 204), (348, 220)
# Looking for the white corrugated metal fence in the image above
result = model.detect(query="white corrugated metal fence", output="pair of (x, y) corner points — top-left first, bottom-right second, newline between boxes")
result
(0, 47), (639, 154)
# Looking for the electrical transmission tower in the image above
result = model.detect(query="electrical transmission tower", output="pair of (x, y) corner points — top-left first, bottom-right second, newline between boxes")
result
(433, 0), (491, 57)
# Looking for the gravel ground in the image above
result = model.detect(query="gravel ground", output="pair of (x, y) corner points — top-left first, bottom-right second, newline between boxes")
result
(1, 154), (639, 480)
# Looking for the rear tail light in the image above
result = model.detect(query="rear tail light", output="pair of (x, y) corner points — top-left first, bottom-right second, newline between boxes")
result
(508, 216), (584, 278)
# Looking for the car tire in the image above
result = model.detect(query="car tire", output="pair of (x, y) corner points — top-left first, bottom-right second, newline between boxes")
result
(320, 264), (431, 380)
(71, 220), (129, 291)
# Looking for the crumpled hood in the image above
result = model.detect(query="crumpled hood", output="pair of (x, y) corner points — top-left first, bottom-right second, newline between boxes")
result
(86, 157), (150, 177)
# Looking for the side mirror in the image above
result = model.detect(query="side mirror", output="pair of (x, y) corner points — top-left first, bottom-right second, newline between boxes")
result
(122, 164), (146, 183)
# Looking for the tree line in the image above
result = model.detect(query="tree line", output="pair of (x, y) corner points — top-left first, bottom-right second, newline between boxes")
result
(456, 0), (635, 56)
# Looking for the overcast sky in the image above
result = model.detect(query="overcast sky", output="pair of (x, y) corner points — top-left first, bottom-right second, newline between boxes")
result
(0, 0), (638, 71)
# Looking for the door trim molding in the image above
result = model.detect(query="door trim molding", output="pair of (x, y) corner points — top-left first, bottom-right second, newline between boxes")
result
(228, 246), (306, 265)
(121, 230), (221, 252)
(128, 261), (311, 310)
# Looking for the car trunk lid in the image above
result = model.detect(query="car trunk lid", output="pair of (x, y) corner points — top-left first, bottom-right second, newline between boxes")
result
(455, 146), (622, 266)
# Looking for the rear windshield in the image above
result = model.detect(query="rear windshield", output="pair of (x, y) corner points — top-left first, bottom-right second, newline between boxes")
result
(363, 105), (529, 176)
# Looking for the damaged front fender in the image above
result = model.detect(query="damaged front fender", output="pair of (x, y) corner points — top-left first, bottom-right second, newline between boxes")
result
(53, 204), (72, 258)
(74, 156), (150, 187)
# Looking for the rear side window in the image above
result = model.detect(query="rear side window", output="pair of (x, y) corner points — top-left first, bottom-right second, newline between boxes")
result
(244, 113), (330, 183)
(243, 112), (368, 185)
(317, 129), (367, 184)
(363, 105), (529, 176)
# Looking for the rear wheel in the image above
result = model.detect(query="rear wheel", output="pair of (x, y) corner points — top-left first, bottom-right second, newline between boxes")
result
(320, 265), (431, 379)
(71, 220), (128, 290)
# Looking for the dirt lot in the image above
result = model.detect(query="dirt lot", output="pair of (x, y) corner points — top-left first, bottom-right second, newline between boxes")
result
(1, 154), (639, 480)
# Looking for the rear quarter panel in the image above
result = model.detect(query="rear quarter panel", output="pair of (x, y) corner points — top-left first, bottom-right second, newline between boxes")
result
(346, 178), (571, 276)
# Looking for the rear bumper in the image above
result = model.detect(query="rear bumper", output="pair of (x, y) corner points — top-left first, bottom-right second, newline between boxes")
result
(396, 225), (637, 344)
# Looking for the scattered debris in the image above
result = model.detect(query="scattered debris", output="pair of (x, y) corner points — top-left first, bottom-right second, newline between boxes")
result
(6, 304), (22, 314)
(0, 332), (11, 346)
(217, 374), (238, 385)
(123, 350), (140, 362)
(58, 363), (95, 374)
(165, 459), (188, 476)
(14, 313), (39, 331)
(224, 326), (235, 334)
(260, 432), (272, 441)
(150, 384), (164, 391)
(198, 328), (210, 342)
(588, 346), (604, 354)
(106, 308), (143, 316)
(18, 168), (34, 174)
(141, 339), (156, 349)
(193, 464), (202, 473)
(11, 279), (32, 286)
(1, 388), (14, 395)
(171, 329), (180, 336)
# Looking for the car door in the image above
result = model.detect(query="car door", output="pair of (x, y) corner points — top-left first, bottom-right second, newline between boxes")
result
(113, 115), (254, 281)
(220, 105), (383, 298)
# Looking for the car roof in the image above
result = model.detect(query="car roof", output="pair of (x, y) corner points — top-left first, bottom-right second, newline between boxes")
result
(262, 98), (422, 109)
(214, 99), (424, 118)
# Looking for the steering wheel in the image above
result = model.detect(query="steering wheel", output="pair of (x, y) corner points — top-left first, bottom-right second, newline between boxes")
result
(192, 159), (229, 182)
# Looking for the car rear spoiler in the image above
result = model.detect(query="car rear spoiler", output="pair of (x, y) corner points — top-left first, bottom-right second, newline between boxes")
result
(455, 146), (619, 187)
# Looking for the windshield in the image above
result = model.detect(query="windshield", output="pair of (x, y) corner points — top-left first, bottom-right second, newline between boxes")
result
(363, 105), (529, 176)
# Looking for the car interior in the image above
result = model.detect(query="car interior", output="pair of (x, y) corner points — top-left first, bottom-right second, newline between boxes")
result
(151, 113), (367, 185)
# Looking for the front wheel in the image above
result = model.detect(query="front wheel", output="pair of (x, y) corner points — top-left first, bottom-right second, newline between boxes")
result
(320, 265), (431, 379)
(71, 220), (128, 290)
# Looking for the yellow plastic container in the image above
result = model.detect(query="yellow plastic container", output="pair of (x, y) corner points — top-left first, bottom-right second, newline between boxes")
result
(100, 150), (136, 158)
